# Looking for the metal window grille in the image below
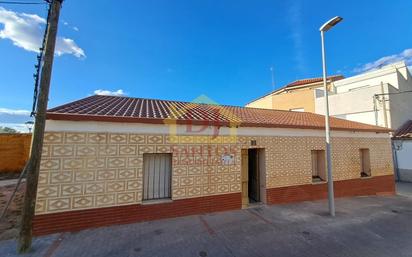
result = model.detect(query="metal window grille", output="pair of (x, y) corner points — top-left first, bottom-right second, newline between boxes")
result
(143, 153), (172, 200)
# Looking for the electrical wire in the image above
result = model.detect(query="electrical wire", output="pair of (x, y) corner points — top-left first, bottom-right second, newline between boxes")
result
(31, 1), (51, 116)
(0, 0), (52, 222)
(0, 0), (51, 116)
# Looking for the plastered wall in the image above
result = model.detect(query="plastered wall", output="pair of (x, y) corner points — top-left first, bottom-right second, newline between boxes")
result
(35, 131), (393, 214)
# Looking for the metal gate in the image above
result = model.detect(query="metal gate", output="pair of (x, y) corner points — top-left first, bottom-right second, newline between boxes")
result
(143, 153), (172, 200)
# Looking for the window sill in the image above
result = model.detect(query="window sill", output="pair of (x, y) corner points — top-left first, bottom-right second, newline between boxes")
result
(142, 199), (173, 205)
(360, 175), (372, 179)
(312, 180), (327, 185)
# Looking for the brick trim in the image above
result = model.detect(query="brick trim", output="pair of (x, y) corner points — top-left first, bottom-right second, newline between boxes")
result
(33, 175), (395, 235)
(33, 193), (241, 236)
(266, 175), (395, 204)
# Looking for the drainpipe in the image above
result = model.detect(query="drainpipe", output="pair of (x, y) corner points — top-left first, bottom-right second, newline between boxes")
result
(373, 95), (379, 126)
(380, 82), (389, 128)
(391, 140), (400, 182)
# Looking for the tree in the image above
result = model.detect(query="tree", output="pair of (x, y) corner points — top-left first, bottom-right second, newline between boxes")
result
(0, 126), (18, 133)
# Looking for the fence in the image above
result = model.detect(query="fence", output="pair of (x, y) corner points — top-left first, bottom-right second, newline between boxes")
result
(0, 133), (31, 173)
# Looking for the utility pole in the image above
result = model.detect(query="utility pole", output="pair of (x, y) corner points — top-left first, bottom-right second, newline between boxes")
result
(18, 0), (63, 253)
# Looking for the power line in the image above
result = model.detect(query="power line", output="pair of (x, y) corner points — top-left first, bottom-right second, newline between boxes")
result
(0, 1), (46, 5)
(374, 90), (412, 97)
(19, 0), (63, 252)
(31, 1), (51, 116)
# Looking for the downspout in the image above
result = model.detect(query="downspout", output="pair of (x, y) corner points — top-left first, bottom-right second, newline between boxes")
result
(380, 82), (389, 128)
(391, 140), (400, 182)
(373, 95), (379, 126)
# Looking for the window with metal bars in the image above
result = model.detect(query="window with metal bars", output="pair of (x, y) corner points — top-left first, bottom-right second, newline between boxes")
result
(143, 153), (172, 201)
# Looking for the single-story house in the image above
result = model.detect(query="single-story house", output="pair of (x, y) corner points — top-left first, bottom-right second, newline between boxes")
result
(33, 95), (395, 235)
(393, 120), (412, 182)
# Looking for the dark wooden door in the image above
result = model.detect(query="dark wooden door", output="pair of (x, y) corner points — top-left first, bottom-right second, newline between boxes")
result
(248, 149), (260, 202)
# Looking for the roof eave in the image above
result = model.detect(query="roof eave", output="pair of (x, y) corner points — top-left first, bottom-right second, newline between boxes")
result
(46, 113), (391, 134)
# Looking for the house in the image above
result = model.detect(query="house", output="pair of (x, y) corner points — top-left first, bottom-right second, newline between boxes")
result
(393, 120), (412, 182)
(247, 61), (412, 131)
(315, 61), (412, 130)
(245, 75), (344, 112)
(33, 95), (395, 235)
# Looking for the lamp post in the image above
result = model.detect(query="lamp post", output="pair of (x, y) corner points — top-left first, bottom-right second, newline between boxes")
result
(320, 16), (343, 217)
(25, 121), (34, 133)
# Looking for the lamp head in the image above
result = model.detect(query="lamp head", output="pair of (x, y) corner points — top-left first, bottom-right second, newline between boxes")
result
(320, 16), (343, 32)
(25, 121), (34, 132)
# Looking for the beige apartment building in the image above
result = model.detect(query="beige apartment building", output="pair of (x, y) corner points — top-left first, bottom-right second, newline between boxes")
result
(33, 95), (394, 235)
(315, 62), (412, 130)
(246, 75), (344, 112)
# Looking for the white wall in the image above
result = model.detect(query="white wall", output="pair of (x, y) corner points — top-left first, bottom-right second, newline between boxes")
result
(394, 140), (412, 182)
(388, 68), (412, 129)
(333, 62), (405, 93)
(45, 120), (390, 139)
(315, 61), (412, 130)
(315, 84), (391, 128)
(395, 141), (412, 169)
(335, 111), (379, 126)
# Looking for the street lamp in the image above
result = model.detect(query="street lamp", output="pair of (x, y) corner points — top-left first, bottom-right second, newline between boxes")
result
(25, 121), (34, 133)
(320, 16), (343, 217)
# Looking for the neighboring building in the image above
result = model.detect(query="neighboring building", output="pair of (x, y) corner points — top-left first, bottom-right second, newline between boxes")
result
(246, 75), (344, 112)
(315, 61), (412, 130)
(33, 95), (395, 235)
(393, 120), (412, 182)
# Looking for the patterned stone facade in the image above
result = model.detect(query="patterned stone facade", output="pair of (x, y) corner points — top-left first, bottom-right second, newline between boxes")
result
(36, 132), (393, 215)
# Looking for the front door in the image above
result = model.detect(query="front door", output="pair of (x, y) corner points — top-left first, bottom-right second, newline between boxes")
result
(248, 149), (260, 202)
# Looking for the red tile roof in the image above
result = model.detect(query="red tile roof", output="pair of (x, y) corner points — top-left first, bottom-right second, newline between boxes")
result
(285, 75), (344, 88)
(246, 75), (344, 105)
(393, 120), (412, 139)
(47, 95), (390, 133)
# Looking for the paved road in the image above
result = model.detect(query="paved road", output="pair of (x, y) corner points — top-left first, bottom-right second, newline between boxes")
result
(0, 179), (24, 187)
(1, 193), (412, 257)
(396, 182), (412, 197)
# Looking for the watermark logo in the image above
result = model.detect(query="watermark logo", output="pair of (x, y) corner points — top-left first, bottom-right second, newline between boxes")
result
(163, 94), (241, 144)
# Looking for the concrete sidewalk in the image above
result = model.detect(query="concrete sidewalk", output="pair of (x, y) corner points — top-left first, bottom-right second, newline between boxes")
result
(1, 194), (412, 257)
(396, 182), (412, 197)
(0, 179), (24, 187)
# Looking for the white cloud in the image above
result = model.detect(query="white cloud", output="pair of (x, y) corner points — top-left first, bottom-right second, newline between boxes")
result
(0, 7), (85, 58)
(56, 38), (85, 57)
(0, 123), (30, 133)
(288, 2), (307, 73)
(0, 108), (30, 116)
(354, 48), (412, 73)
(94, 89), (126, 96)
(62, 20), (79, 32)
(0, 108), (32, 131)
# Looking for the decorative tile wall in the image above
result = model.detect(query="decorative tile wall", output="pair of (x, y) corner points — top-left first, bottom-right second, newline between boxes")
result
(36, 132), (393, 214)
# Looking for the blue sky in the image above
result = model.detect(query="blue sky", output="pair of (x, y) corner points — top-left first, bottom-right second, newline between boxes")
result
(0, 0), (411, 131)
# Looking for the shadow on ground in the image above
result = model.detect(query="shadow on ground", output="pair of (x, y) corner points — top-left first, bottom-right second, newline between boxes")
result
(1, 193), (412, 257)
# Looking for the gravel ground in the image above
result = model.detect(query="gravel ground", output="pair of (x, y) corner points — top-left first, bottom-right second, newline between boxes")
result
(0, 172), (21, 181)
(0, 182), (25, 241)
